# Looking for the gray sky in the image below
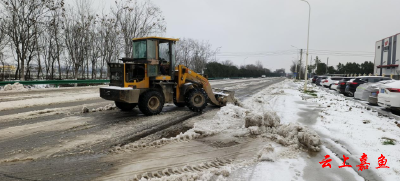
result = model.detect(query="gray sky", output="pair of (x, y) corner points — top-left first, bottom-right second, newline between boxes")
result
(92, 0), (400, 72)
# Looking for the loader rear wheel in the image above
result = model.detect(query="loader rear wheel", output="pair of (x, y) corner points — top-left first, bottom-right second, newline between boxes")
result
(115, 101), (137, 111)
(139, 90), (165, 116)
(185, 88), (207, 112)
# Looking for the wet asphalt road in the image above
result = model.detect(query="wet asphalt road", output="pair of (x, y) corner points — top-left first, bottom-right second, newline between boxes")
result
(0, 77), (285, 181)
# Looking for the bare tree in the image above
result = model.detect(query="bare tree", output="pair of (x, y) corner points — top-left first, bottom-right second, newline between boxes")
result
(0, 19), (8, 80)
(0, 0), (56, 80)
(255, 60), (264, 71)
(0, 20), (6, 48)
(175, 38), (194, 67)
(97, 13), (120, 79)
(46, 0), (65, 79)
(113, 0), (166, 57)
(175, 38), (217, 72)
(221, 60), (234, 66)
(63, 0), (94, 80)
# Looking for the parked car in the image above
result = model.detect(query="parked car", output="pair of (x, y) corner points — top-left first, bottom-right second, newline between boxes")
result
(321, 77), (344, 88)
(355, 80), (395, 101)
(354, 83), (370, 100)
(367, 80), (396, 105)
(378, 81), (400, 110)
(337, 77), (355, 94)
(315, 76), (328, 86)
(331, 82), (339, 90)
(345, 76), (392, 97)
(312, 75), (319, 83)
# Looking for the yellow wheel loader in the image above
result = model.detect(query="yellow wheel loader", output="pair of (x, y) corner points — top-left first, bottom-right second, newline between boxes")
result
(100, 37), (235, 116)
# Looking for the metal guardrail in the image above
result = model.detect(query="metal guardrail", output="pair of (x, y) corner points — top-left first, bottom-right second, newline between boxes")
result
(0, 80), (110, 86)
(207, 77), (247, 80)
(207, 75), (282, 80)
(0, 76), (281, 86)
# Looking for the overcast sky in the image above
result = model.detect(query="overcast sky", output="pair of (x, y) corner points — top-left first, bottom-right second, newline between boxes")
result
(90, 0), (400, 72)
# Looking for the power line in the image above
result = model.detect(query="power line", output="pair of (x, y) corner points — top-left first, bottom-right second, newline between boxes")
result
(216, 49), (375, 58)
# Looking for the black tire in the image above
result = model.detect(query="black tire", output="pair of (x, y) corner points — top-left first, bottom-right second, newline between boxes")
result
(138, 90), (165, 116)
(115, 101), (137, 111)
(185, 88), (207, 112)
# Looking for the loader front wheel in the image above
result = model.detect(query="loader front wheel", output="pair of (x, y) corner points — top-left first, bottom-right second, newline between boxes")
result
(115, 101), (137, 111)
(139, 90), (165, 116)
(185, 88), (207, 112)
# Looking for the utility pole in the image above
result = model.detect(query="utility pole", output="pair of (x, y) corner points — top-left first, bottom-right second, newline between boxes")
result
(326, 57), (329, 74)
(310, 55), (313, 74)
(301, 0), (311, 91)
(299, 49), (303, 79)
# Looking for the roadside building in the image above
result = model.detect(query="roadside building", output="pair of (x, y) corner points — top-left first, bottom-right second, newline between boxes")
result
(374, 33), (400, 78)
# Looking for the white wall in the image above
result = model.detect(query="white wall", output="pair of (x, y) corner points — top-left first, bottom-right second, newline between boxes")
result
(374, 40), (382, 75)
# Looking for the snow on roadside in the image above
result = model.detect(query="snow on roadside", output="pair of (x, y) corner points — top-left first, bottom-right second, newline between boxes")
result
(114, 79), (320, 181)
(0, 92), (99, 111)
(1, 82), (27, 92)
(135, 79), (400, 180)
(302, 83), (400, 181)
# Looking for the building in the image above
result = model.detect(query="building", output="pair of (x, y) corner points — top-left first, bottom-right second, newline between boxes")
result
(374, 33), (400, 76)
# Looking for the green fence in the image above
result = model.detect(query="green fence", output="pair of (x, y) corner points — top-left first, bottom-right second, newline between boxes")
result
(0, 76), (282, 86)
(0, 79), (110, 86)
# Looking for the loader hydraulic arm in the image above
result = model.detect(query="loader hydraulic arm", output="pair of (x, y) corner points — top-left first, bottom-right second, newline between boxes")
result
(176, 65), (234, 106)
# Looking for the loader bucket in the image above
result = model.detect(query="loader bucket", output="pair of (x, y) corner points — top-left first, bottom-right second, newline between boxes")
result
(212, 89), (236, 106)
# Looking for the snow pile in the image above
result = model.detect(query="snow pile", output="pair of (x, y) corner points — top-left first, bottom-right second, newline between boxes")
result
(115, 80), (321, 155)
(264, 111), (281, 127)
(244, 111), (320, 152)
(91, 104), (116, 112)
(111, 130), (202, 153)
(82, 104), (116, 113)
(82, 106), (90, 113)
(192, 104), (248, 136)
(136, 165), (232, 181)
(258, 144), (275, 162)
(273, 123), (321, 152)
(112, 104), (248, 153)
(3, 82), (26, 91)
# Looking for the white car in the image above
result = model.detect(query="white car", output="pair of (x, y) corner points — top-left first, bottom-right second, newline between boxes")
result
(331, 83), (339, 90)
(321, 77), (343, 88)
(354, 80), (396, 101)
(378, 81), (400, 110)
(354, 83), (370, 100)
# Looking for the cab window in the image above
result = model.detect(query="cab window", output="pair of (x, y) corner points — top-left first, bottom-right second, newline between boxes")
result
(133, 40), (147, 59)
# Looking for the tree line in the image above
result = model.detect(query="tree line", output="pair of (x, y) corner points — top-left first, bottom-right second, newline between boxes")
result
(0, 0), (223, 81)
(204, 60), (285, 78)
(290, 56), (375, 77)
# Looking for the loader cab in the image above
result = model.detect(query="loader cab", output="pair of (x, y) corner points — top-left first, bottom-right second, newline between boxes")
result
(126, 37), (178, 80)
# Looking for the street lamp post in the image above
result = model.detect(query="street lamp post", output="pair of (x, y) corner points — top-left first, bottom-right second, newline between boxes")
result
(301, 0), (311, 91)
